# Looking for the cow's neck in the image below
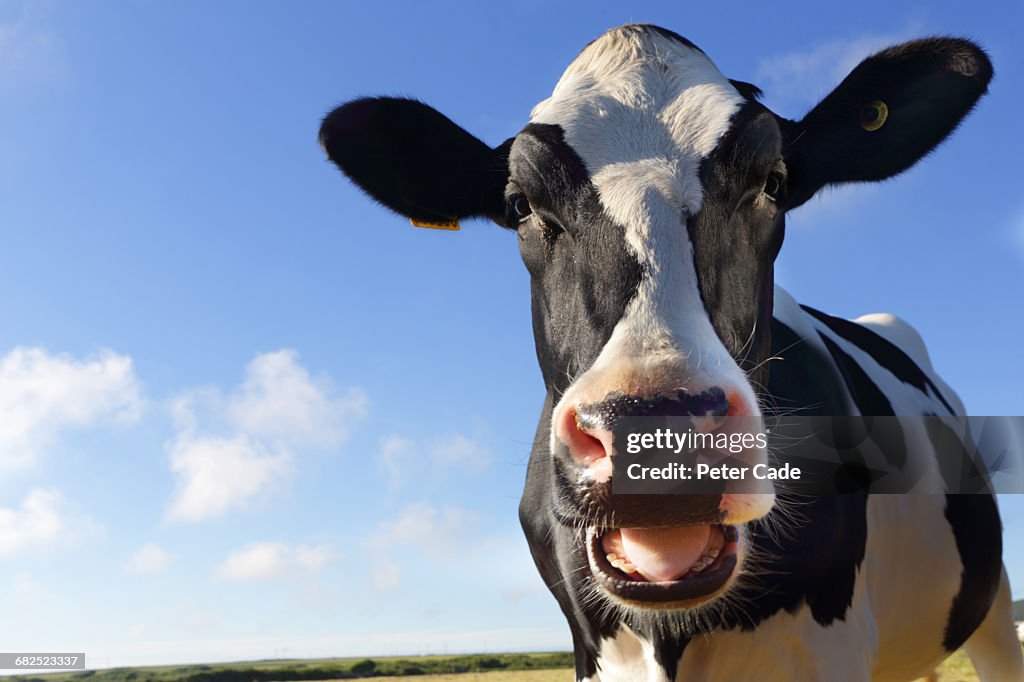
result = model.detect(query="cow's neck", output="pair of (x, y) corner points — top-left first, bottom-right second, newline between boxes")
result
(523, 285), (870, 682)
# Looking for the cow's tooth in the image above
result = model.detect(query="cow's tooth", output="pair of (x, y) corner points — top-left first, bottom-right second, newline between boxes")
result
(606, 552), (621, 563)
(705, 547), (720, 559)
(620, 562), (638, 574)
(690, 562), (706, 574)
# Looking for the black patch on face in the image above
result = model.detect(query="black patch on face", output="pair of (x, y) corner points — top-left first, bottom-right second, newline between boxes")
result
(689, 104), (785, 388)
(801, 305), (957, 415)
(509, 123), (645, 398)
(941, 493), (1002, 651)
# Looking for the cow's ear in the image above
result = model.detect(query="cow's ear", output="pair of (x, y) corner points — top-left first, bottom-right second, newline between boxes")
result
(319, 97), (511, 226)
(782, 38), (992, 209)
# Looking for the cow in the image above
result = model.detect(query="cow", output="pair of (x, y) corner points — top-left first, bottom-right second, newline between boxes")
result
(319, 24), (1023, 682)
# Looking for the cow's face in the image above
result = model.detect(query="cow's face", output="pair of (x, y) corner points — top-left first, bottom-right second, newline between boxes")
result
(320, 24), (991, 619)
(505, 28), (780, 607)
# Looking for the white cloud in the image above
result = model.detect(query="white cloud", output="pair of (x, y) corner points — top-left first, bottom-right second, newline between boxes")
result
(375, 432), (488, 491)
(293, 543), (337, 571)
(756, 28), (919, 115)
(124, 543), (172, 575)
(0, 488), (68, 557)
(365, 504), (545, 598)
(166, 435), (292, 523)
(166, 350), (365, 523)
(368, 504), (478, 592)
(0, 347), (142, 474)
(371, 503), (475, 561)
(375, 435), (416, 490)
(217, 541), (338, 582)
(226, 350), (367, 447)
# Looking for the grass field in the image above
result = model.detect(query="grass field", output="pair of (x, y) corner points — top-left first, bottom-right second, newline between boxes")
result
(0, 649), (994, 681)
(933, 649), (980, 682)
(360, 672), (572, 681)
(343, 650), (983, 681)
(354, 652), (983, 681)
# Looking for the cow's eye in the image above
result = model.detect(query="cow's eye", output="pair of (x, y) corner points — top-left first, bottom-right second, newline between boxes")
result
(763, 171), (785, 201)
(510, 194), (532, 222)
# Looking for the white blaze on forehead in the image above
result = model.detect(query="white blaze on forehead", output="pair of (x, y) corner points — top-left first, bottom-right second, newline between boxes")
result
(531, 26), (743, 228)
(534, 27), (755, 404)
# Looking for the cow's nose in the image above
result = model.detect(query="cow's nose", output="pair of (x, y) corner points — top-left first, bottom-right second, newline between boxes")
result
(558, 388), (731, 474)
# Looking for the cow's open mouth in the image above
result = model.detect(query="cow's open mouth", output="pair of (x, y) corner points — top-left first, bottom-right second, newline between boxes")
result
(586, 524), (739, 605)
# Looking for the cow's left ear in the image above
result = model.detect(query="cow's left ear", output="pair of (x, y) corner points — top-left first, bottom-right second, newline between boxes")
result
(782, 38), (992, 209)
(319, 97), (511, 227)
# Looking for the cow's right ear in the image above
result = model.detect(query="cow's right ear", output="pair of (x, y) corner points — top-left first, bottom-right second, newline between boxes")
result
(319, 97), (511, 228)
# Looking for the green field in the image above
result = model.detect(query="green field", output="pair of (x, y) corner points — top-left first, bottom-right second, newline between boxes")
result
(348, 672), (571, 681)
(0, 653), (572, 682)
(0, 649), (995, 681)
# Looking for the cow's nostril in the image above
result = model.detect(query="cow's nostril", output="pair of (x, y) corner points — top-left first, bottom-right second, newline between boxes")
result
(560, 406), (610, 466)
(556, 386), (751, 476)
(695, 386), (730, 419)
(576, 387), (732, 425)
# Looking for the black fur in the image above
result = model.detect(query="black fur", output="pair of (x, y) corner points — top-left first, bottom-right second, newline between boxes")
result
(691, 103), (784, 389)
(802, 305), (957, 415)
(319, 97), (510, 224)
(942, 494), (1002, 651)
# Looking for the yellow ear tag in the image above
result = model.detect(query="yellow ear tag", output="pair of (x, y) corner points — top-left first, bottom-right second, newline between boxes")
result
(860, 100), (888, 132)
(410, 218), (460, 231)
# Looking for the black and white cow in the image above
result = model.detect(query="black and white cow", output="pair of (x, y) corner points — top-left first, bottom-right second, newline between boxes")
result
(320, 25), (1023, 681)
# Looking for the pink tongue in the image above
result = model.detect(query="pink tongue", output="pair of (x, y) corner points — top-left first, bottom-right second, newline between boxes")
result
(616, 526), (711, 582)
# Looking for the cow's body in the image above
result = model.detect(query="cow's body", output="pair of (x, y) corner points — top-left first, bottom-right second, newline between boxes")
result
(521, 286), (1017, 681)
(321, 24), (1023, 681)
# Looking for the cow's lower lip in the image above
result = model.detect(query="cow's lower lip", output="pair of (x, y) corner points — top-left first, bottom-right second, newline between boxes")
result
(586, 524), (739, 605)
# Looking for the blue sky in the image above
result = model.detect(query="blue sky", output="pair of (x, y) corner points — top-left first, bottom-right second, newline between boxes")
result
(0, 0), (1021, 668)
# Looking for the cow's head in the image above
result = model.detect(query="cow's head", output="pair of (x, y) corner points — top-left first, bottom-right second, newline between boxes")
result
(320, 25), (990, 620)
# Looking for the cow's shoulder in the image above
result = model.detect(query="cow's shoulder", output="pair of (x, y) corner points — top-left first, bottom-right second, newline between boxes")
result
(853, 311), (966, 416)
(772, 286), (960, 417)
(853, 312), (930, 369)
